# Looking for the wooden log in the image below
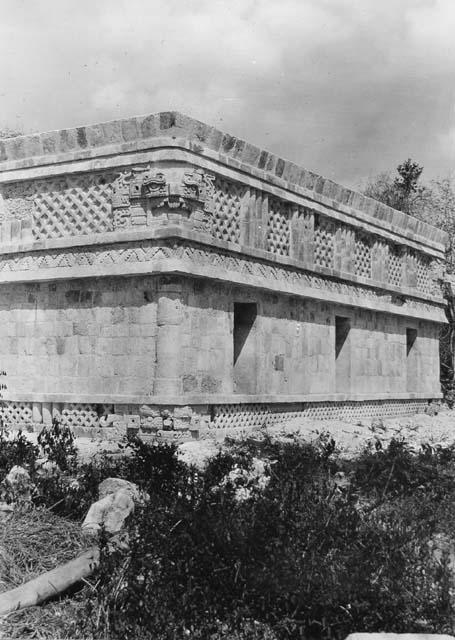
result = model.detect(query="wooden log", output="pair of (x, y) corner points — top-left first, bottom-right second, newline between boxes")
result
(0, 546), (100, 616)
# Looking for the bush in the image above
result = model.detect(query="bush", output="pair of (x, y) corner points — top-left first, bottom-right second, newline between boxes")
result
(0, 429), (39, 480)
(81, 438), (455, 640)
(37, 418), (78, 472)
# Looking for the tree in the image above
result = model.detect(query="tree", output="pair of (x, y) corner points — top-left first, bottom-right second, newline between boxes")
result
(363, 158), (429, 217)
(422, 178), (455, 273)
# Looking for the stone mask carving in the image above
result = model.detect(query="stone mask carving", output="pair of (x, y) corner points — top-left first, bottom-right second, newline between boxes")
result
(111, 167), (215, 229)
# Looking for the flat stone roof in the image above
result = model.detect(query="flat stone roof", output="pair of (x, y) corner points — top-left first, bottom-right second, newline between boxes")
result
(0, 111), (447, 247)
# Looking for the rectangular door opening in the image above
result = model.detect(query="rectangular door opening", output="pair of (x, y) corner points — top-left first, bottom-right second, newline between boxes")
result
(406, 328), (417, 356)
(406, 328), (418, 391)
(335, 316), (351, 393)
(233, 303), (257, 394)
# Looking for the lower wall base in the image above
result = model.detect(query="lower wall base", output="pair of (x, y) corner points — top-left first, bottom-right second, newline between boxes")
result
(211, 399), (434, 429)
(0, 398), (437, 438)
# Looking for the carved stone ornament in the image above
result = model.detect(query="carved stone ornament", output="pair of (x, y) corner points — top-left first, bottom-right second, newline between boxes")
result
(111, 167), (215, 229)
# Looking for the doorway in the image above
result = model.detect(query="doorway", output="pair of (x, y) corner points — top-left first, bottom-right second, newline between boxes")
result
(233, 303), (257, 394)
(335, 316), (351, 393)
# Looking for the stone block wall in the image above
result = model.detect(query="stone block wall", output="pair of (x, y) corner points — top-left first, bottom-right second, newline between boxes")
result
(0, 277), (157, 398)
(0, 111), (447, 435)
(179, 279), (441, 400)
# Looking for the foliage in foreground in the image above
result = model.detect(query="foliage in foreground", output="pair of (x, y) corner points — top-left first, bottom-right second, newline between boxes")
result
(1, 425), (455, 639)
(81, 437), (455, 640)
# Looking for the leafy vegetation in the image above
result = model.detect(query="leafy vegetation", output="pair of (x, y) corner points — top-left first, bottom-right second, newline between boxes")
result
(0, 429), (39, 479)
(81, 436), (455, 640)
(1, 424), (455, 639)
(363, 158), (427, 216)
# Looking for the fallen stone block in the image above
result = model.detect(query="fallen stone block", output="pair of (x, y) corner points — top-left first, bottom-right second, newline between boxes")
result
(82, 477), (149, 535)
(82, 489), (135, 535)
(4, 465), (34, 502)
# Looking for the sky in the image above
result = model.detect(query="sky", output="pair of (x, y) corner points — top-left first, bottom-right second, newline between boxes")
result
(0, 0), (454, 189)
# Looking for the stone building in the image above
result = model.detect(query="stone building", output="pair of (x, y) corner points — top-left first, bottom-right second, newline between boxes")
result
(0, 112), (447, 437)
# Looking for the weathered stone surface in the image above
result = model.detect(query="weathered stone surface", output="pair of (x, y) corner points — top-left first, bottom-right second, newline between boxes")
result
(4, 466), (34, 502)
(0, 112), (446, 436)
(82, 477), (148, 535)
(98, 477), (142, 501)
(82, 489), (135, 535)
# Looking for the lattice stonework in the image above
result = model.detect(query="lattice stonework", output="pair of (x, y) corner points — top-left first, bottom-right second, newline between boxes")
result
(416, 254), (432, 294)
(355, 233), (372, 278)
(0, 402), (33, 427)
(211, 399), (430, 429)
(211, 175), (245, 244)
(388, 245), (402, 287)
(266, 198), (290, 256)
(314, 215), (335, 269)
(20, 172), (117, 240)
(60, 403), (100, 428)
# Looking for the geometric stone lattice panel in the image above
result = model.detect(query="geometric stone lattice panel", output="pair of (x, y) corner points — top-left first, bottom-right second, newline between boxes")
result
(0, 402), (33, 427)
(8, 172), (118, 241)
(60, 403), (101, 428)
(266, 198), (290, 256)
(211, 403), (271, 430)
(0, 402), (119, 430)
(416, 254), (432, 294)
(355, 233), (372, 278)
(211, 175), (245, 244)
(388, 245), (403, 287)
(314, 215), (335, 269)
(211, 399), (430, 429)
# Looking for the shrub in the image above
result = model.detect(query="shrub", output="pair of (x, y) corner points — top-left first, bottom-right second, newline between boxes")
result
(81, 438), (455, 640)
(0, 429), (39, 480)
(33, 457), (123, 519)
(37, 418), (78, 473)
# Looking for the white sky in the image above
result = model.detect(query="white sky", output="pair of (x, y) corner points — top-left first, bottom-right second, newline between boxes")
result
(1, 0), (454, 188)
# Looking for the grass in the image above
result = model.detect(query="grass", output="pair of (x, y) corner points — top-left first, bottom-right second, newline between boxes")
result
(0, 507), (90, 639)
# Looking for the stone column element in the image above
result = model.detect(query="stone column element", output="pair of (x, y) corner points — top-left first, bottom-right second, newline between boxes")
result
(52, 403), (62, 423)
(239, 187), (252, 246)
(154, 278), (184, 396)
(248, 190), (269, 250)
(371, 239), (388, 283)
(403, 248), (418, 289)
(334, 224), (355, 273)
(290, 205), (315, 266)
(42, 402), (52, 426)
(32, 402), (42, 424)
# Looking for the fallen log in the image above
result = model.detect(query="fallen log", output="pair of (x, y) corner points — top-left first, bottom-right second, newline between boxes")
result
(0, 545), (100, 616)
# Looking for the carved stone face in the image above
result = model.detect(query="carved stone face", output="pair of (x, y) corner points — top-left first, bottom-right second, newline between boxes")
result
(110, 166), (215, 230)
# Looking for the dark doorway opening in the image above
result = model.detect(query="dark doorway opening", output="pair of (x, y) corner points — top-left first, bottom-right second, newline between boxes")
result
(233, 303), (257, 393)
(406, 328), (417, 356)
(406, 328), (418, 391)
(335, 316), (351, 393)
(335, 316), (350, 358)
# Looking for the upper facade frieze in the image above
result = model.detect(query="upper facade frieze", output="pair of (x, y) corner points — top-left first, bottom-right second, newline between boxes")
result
(0, 111), (447, 252)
